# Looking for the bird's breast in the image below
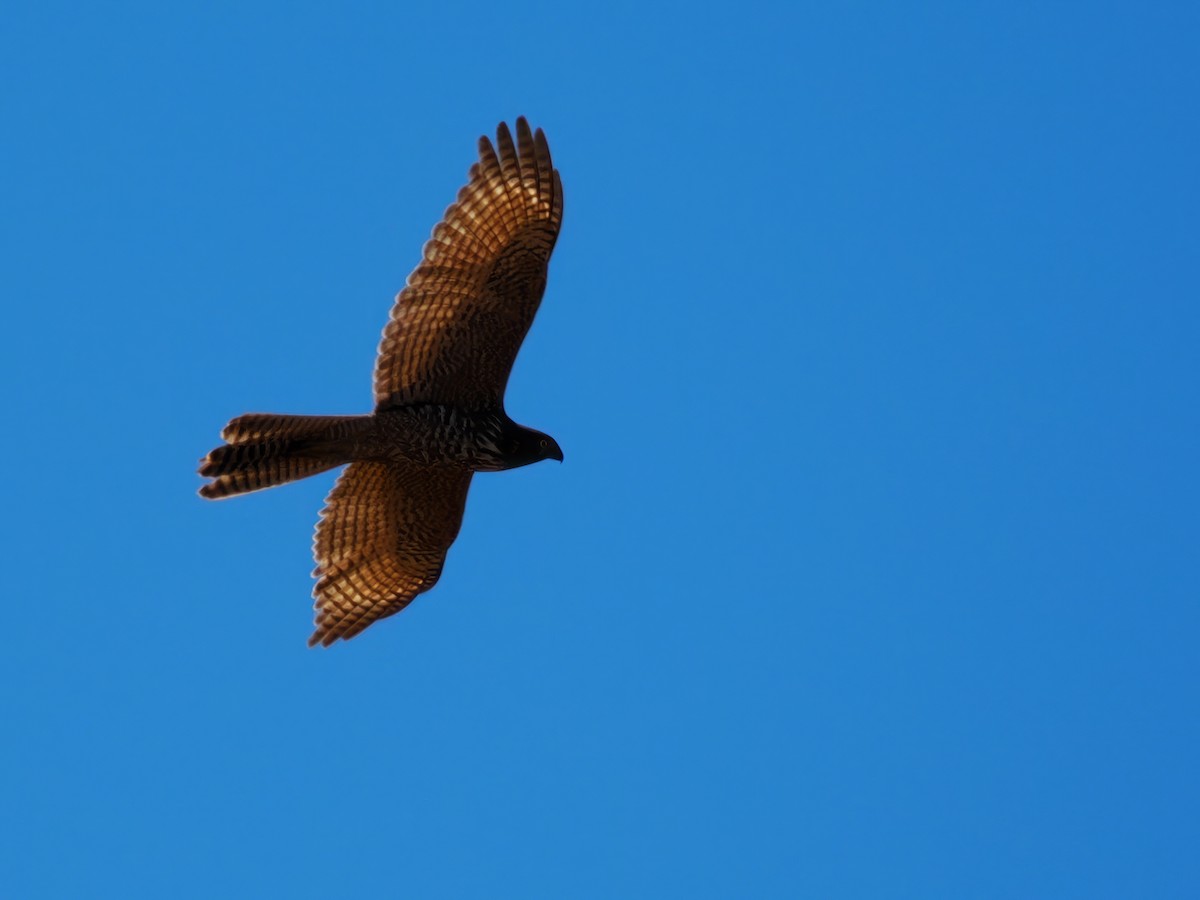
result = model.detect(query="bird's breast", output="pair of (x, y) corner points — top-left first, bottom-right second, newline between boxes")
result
(371, 405), (506, 469)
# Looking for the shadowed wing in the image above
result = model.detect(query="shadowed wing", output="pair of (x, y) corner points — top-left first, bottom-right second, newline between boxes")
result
(373, 117), (564, 410)
(309, 461), (473, 646)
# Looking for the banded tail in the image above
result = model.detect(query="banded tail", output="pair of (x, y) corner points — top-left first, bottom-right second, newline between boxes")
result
(198, 413), (372, 500)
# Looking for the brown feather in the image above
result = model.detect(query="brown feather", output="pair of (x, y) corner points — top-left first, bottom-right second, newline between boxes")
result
(372, 120), (563, 410)
(309, 461), (473, 646)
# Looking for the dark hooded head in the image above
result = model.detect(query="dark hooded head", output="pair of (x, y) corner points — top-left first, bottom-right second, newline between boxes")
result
(504, 425), (563, 469)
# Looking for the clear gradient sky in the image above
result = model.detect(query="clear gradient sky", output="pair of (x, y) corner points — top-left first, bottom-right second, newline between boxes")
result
(3, 2), (1198, 897)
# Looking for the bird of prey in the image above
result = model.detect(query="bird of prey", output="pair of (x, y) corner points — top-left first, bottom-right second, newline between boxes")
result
(198, 118), (564, 647)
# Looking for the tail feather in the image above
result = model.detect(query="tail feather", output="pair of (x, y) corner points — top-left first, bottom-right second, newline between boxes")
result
(199, 413), (371, 500)
(221, 413), (367, 445)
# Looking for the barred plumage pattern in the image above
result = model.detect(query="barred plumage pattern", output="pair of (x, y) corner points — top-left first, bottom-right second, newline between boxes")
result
(198, 118), (564, 646)
(374, 118), (563, 410)
(198, 415), (371, 500)
(310, 462), (472, 646)
(221, 413), (370, 445)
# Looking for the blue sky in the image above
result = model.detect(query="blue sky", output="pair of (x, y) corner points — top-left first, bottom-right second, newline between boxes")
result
(3, 2), (1198, 897)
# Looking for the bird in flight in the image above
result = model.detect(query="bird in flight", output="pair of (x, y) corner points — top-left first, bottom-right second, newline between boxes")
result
(199, 118), (564, 647)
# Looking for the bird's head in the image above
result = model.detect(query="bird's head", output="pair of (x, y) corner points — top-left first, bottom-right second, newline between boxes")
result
(506, 426), (563, 468)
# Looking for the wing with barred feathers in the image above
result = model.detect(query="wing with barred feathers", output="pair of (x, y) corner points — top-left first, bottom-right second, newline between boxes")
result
(309, 460), (473, 646)
(373, 117), (563, 410)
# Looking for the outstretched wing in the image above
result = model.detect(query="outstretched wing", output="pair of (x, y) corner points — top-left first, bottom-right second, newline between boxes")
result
(309, 460), (473, 646)
(374, 117), (564, 411)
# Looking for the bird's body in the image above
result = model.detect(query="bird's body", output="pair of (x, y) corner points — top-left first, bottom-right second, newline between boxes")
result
(199, 118), (564, 646)
(364, 405), (555, 473)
